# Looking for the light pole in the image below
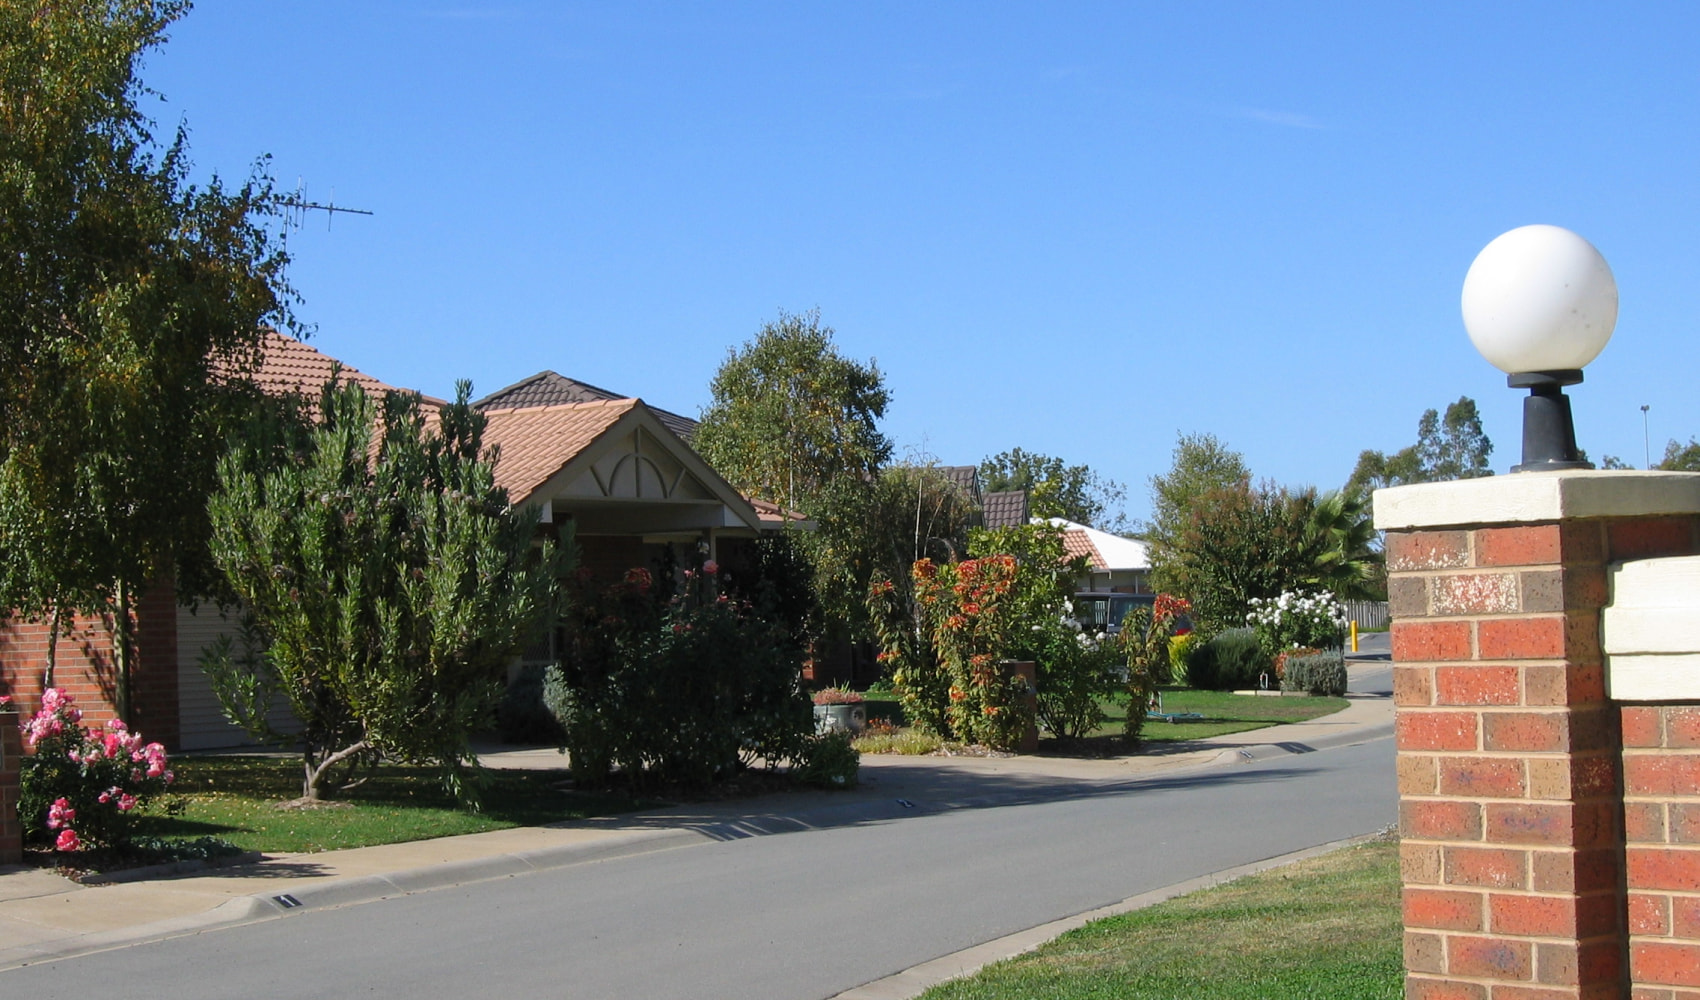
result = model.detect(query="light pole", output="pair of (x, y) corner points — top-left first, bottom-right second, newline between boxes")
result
(1461, 225), (1619, 472)
(1642, 404), (1652, 469)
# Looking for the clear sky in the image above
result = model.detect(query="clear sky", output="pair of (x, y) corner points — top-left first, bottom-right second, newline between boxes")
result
(143, 2), (1700, 525)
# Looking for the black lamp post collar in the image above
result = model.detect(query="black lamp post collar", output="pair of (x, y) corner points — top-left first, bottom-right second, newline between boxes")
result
(1509, 370), (1592, 472)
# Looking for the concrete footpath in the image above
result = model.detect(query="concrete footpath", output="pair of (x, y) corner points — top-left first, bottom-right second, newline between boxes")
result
(0, 666), (1394, 986)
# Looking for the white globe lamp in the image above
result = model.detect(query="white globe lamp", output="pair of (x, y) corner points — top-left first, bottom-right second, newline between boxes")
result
(1461, 225), (1618, 472)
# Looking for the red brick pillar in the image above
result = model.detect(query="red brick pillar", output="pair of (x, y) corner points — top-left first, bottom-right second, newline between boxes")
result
(1621, 706), (1700, 997)
(1376, 472), (1700, 1000)
(1, 703), (21, 865)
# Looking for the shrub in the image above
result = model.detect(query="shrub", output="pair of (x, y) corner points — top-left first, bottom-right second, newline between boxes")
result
(547, 564), (813, 789)
(1033, 619), (1123, 739)
(1247, 589), (1349, 661)
(910, 555), (1036, 749)
(794, 730), (860, 788)
(496, 664), (566, 744)
(1168, 633), (1201, 686)
(1121, 595), (1191, 744)
(1282, 649), (1349, 696)
(1185, 628), (1274, 691)
(18, 689), (173, 852)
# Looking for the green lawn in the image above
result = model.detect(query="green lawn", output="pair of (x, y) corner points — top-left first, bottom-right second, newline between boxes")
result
(919, 838), (1403, 1000)
(860, 687), (1349, 750)
(1109, 688), (1350, 743)
(127, 755), (642, 855)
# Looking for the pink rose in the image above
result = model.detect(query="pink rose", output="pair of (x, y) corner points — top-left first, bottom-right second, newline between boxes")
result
(55, 829), (81, 852)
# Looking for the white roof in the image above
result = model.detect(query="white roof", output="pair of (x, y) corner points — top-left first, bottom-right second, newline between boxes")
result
(1038, 517), (1151, 572)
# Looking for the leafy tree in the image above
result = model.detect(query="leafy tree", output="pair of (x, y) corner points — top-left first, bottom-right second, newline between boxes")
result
(203, 381), (564, 803)
(0, 1), (295, 710)
(1658, 439), (1700, 471)
(1160, 480), (1335, 634)
(979, 448), (1128, 530)
(1146, 433), (1250, 593)
(1347, 397), (1493, 493)
(818, 463), (978, 645)
(1303, 489), (1383, 600)
(695, 309), (891, 514)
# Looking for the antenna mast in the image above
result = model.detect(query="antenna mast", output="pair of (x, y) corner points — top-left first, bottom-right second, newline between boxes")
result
(280, 181), (374, 231)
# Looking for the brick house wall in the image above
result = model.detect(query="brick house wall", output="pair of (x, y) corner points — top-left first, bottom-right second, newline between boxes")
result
(0, 580), (181, 749)
(1377, 472), (1700, 1000)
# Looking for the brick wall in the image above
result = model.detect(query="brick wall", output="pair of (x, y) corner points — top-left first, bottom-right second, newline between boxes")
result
(1389, 513), (1700, 1000)
(1622, 706), (1700, 998)
(1, 704), (19, 865)
(0, 580), (181, 748)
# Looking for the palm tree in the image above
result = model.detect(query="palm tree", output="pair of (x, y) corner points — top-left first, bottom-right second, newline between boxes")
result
(1304, 489), (1383, 600)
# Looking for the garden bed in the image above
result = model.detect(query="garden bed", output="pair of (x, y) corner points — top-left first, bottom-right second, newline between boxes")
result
(854, 687), (1349, 758)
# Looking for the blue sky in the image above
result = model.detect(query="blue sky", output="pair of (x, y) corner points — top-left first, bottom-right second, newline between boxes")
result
(145, 2), (1700, 524)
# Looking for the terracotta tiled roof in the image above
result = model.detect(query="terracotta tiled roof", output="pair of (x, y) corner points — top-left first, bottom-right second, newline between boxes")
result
(220, 330), (444, 407)
(479, 398), (639, 504)
(1061, 529), (1102, 568)
(474, 371), (697, 441)
(746, 497), (813, 529)
(981, 489), (1030, 530)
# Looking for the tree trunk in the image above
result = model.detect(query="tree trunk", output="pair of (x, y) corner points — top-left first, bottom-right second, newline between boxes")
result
(44, 602), (61, 689)
(113, 578), (133, 723)
(303, 739), (372, 800)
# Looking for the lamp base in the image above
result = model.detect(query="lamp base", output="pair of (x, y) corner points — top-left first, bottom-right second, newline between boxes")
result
(1510, 370), (1593, 473)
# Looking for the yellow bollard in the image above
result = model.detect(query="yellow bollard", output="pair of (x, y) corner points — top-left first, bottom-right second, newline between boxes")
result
(1350, 620), (1359, 653)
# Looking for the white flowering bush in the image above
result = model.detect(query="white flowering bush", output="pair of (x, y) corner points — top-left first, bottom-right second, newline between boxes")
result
(18, 688), (174, 852)
(1246, 589), (1349, 661)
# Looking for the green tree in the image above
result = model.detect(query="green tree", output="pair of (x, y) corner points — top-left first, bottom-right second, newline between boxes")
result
(1347, 397), (1493, 493)
(1160, 480), (1334, 634)
(817, 462), (978, 644)
(203, 381), (565, 803)
(1658, 439), (1700, 471)
(1303, 489), (1384, 600)
(0, 1), (295, 710)
(979, 448), (1128, 530)
(1146, 433), (1251, 593)
(695, 309), (891, 514)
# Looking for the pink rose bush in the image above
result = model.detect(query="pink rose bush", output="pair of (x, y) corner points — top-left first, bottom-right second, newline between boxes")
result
(19, 688), (174, 851)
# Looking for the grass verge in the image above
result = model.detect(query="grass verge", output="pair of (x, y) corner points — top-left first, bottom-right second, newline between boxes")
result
(1108, 688), (1350, 743)
(919, 837), (1402, 1000)
(125, 755), (642, 855)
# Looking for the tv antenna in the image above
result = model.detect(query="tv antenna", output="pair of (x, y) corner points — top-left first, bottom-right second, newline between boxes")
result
(280, 180), (373, 231)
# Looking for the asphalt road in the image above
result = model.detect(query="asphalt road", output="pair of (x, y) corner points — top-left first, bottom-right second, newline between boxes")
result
(4, 733), (1397, 1000)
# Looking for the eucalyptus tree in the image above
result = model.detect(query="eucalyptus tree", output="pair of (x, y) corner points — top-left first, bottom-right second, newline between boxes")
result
(1347, 396), (1493, 493)
(695, 309), (891, 515)
(0, 1), (296, 710)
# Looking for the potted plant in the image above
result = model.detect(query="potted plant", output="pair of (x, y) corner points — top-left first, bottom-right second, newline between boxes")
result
(811, 686), (867, 734)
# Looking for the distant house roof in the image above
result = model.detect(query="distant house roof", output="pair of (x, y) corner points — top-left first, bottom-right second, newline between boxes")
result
(226, 330), (447, 409)
(937, 465), (981, 503)
(474, 371), (698, 441)
(981, 489), (1030, 530)
(1041, 517), (1150, 572)
(747, 497), (816, 531)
